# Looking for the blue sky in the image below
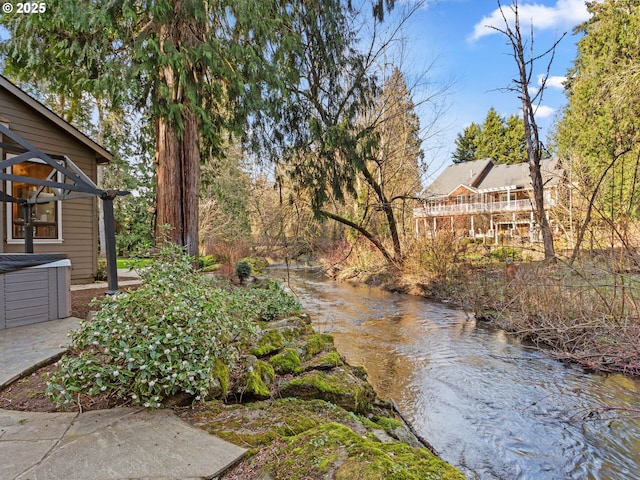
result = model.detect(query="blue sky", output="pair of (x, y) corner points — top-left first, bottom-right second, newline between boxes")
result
(387, 0), (592, 177)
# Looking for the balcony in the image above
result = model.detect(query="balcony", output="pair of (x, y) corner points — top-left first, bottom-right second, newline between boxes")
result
(414, 198), (557, 217)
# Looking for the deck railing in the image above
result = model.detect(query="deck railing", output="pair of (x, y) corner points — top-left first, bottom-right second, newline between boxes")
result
(414, 198), (557, 217)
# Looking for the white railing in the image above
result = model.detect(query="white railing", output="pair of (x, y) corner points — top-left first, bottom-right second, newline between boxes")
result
(414, 198), (557, 217)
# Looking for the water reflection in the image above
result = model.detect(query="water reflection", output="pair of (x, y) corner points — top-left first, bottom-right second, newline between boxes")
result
(270, 266), (640, 480)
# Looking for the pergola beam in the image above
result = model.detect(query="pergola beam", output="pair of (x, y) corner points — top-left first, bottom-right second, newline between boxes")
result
(0, 123), (128, 293)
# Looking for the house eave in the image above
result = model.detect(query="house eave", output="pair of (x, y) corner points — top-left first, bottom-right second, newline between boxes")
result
(0, 75), (114, 163)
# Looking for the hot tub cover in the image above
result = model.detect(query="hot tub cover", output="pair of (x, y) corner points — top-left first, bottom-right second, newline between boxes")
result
(0, 253), (69, 274)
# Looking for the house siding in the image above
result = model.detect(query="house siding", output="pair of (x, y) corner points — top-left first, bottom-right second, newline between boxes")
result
(0, 90), (100, 284)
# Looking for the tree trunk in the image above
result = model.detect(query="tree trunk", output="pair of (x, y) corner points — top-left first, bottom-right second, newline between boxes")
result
(319, 209), (398, 267)
(360, 165), (402, 262)
(154, 19), (201, 262)
(507, 2), (556, 261)
(155, 113), (200, 261)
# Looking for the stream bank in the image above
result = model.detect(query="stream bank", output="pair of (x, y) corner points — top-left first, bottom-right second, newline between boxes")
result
(177, 312), (465, 479)
(329, 260), (640, 377)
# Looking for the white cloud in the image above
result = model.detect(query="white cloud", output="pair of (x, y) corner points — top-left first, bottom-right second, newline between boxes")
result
(469, 0), (592, 42)
(538, 74), (566, 89)
(533, 105), (555, 118)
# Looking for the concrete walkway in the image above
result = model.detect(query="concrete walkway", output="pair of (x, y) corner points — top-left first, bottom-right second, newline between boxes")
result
(1, 407), (246, 480)
(0, 272), (247, 480)
(0, 316), (80, 389)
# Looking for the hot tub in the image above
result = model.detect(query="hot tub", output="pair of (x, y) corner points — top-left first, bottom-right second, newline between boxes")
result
(0, 254), (71, 329)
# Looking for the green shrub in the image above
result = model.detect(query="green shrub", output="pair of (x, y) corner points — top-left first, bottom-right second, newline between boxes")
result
(235, 260), (252, 283)
(240, 257), (269, 274)
(248, 280), (302, 321)
(489, 246), (522, 262)
(199, 254), (218, 269)
(46, 244), (299, 409)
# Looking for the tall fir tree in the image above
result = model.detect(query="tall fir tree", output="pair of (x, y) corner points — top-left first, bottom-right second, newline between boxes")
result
(452, 108), (527, 164)
(452, 123), (481, 163)
(0, 0), (370, 261)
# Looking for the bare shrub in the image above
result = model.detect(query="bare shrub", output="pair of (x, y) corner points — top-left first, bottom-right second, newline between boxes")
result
(471, 260), (640, 375)
(405, 231), (466, 281)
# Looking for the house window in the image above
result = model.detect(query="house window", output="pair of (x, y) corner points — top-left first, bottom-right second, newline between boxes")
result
(6, 158), (63, 242)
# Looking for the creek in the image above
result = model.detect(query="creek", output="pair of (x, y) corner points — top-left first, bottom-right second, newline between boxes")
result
(269, 266), (640, 480)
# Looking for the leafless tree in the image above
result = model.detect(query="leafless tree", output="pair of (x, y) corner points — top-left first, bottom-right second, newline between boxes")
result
(491, 0), (565, 262)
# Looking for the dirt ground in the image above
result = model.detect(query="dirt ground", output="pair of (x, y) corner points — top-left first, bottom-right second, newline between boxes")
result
(71, 286), (106, 320)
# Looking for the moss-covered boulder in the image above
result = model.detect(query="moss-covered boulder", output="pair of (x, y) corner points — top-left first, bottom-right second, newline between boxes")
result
(239, 357), (275, 399)
(177, 310), (465, 479)
(250, 329), (285, 357)
(267, 316), (315, 342)
(269, 347), (303, 374)
(278, 369), (377, 414)
(303, 333), (335, 359)
(274, 422), (464, 480)
(180, 398), (465, 480)
(305, 351), (344, 371)
(207, 358), (230, 399)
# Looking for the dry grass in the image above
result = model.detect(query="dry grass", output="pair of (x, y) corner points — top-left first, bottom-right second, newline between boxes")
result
(454, 259), (640, 376)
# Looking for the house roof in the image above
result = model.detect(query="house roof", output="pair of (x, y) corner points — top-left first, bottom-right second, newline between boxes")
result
(476, 162), (530, 192)
(423, 157), (563, 198)
(423, 158), (492, 197)
(0, 75), (113, 163)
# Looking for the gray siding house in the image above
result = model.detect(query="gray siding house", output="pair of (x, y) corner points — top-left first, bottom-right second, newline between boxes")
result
(414, 158), (564, 241)
(0, 75), (113, 284)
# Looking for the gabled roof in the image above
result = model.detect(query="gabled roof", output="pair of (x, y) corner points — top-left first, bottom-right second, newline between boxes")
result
(423, 158), (492, 198)
(423, 157), (563, 198)
(0, 75), (113, 163)
(477, 162), (530, 192)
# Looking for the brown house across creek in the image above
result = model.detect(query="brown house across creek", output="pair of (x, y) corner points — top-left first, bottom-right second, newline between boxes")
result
(414, 157), (565, 242)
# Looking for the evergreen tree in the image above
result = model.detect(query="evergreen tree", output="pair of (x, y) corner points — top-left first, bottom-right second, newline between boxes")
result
(452, 123), (481, 163)
(476, 107), (507, 160)
(0, 0), (367, 262)
(556, 0), (640, 260)
(451, 108), (527, 164)
(503, 114), (528, 164)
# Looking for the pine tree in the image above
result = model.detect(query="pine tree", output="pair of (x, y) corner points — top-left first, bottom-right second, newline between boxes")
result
(451, 109), (527, 164)
(452, 123), (481, 163)
(477, 107), (507, 160)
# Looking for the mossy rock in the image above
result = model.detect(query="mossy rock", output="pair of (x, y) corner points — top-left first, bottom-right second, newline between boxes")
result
(180, 398), (465, 479)
(207, 358), (230, 399)
(268, 422), (465, 480)
(270, 348), (303, 374)
(267, 316), (315, 342)
(303, 333), (335, 359)
(242, 359), (275, 399)
(189, 398), (356, 448)
(251, 329), (286, 357)
(278, 369), (376, 414)
(305, 351), (344, 371)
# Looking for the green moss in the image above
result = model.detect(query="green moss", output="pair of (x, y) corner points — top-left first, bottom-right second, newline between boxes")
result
(306, 352), (344, 370)
(212, 358), (230, 395)
(244, 360), (275, 398)
(185, 398), (465, 479)
(279, 370), (376, 414)
(375, 416), (405, 433)
(271, 422), (465, 480)
(280, 323), (315, 342)
(303, 333), (335, 359)
(251, 329), (285, 357)
(270, 348), (302, 374)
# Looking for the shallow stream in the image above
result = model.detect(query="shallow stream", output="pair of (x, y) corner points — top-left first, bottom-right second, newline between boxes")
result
(269, 266), (640, 480)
